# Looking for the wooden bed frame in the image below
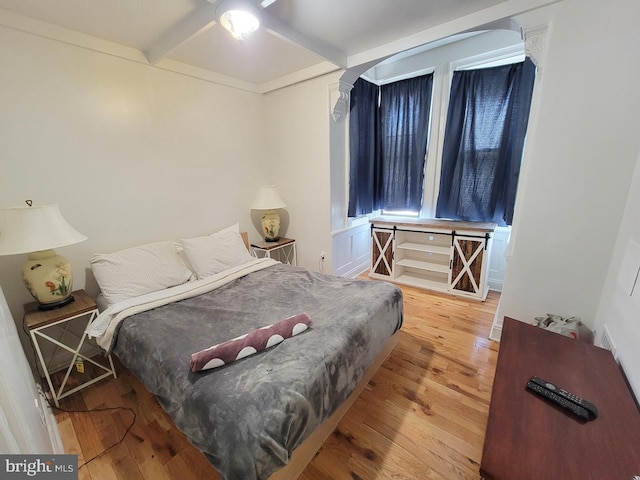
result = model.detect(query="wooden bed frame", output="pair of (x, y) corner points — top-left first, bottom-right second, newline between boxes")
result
(242, 231), (400, 478)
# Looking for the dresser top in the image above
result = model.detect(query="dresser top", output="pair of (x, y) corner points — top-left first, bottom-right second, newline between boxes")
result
(480, 317), (640, 479)
(370, 216), (497, 233)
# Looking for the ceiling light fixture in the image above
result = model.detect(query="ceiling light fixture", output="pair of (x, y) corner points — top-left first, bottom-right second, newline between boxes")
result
(215, 0), (262, 40)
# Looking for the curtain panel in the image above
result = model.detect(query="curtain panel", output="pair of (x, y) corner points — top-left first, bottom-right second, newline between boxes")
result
(348, 78), (379, 217)
(377, 75), (433, 212)
(348, 74), (433, 217)
(436, 58), (536, 226)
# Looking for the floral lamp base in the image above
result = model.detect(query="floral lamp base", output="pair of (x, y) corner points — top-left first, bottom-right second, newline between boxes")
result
(261, 210), (281, 242)
(22, 249), (75, 310)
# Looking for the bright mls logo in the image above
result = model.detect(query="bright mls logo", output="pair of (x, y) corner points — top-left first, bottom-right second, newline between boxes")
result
(1, 455), (77, 479)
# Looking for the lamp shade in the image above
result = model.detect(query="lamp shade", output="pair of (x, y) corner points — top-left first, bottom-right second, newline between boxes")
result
(0, 204), (87, 255)
(251, 185), (286, 210)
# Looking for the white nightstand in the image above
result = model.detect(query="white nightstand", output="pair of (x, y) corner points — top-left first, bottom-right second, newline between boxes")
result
(251, 237), (297, 266)
(24, 289), (116, 407)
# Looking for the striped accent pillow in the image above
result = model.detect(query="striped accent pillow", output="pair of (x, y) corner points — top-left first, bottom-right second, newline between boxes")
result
(91, 241), (193, 305)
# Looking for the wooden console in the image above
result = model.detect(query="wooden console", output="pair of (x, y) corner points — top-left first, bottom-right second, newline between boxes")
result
(370, 216), (496, 300)
(480, 317), (640, 479)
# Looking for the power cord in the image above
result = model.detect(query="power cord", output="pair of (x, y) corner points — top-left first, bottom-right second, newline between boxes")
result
(22, 314), (136, 469)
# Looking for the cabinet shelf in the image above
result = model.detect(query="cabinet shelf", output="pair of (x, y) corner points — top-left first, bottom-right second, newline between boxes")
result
(396, 242), (450, 256)
(395, 273), (448, 291)
(396, 258), (449, 273)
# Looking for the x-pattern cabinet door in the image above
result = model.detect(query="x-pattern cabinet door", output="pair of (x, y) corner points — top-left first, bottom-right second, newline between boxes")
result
(371, 228), (394, 279)
(449, 235), (486, 297)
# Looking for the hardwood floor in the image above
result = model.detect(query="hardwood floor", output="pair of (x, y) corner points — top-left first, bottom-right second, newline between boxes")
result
(54, 282), (500, 480)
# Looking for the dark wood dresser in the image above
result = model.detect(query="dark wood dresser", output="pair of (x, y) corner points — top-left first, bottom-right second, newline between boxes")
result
(480, 317), (640, 479)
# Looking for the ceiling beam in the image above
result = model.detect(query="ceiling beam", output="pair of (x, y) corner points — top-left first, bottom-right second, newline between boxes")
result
(261, 11), (347, 68)
(145, 3), (219, 66)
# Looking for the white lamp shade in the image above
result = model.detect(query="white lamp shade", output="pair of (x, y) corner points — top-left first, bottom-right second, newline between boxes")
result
(0, 204), (87, 256)
(251, 186), (287, 210)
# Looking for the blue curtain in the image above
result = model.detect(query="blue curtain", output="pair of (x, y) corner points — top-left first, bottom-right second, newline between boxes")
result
(378, 74), (433, 212)
(436, 58), (536, 226)
(348, 74), (433, 217)
(348, 78), (379, 217)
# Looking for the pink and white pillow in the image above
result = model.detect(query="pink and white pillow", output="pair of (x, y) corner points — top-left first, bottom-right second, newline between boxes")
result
(190, 312), (312, 372)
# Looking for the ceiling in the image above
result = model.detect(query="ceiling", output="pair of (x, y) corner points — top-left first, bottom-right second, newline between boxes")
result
(0, 0), (557, 93)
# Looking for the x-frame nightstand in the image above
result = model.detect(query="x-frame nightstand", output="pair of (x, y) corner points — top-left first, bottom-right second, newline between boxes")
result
(24, 289), (116, 407)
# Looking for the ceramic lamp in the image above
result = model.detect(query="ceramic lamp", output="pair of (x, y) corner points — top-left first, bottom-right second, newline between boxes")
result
(251, 186), (287, 242)
(0, 202), (87, 310)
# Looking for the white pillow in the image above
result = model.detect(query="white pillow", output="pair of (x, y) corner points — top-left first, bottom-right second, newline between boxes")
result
(181, 228), (253, 279)
(91, 241), (193, 305)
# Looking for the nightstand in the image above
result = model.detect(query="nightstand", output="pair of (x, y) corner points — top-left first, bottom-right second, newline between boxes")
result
(251, 237), (297, 266)
(24, 289), (116, 407)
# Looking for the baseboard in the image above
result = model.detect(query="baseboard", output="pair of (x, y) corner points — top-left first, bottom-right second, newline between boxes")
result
(344, 263), (369, 278)
(489, 324), (503, 342)
(335, 260), (369, 278)
(488, 279), (503, 292)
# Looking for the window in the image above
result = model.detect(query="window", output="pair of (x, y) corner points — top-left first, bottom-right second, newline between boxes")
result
(347, 45), (536, 226)
(348, 74), (433, 217)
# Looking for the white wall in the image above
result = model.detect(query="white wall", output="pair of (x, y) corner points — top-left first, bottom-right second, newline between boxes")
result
(0, 25), (269, 323)
(494, 0), (640, 331)
(593, 153), (640, 398)
(264, 72), (342, 271)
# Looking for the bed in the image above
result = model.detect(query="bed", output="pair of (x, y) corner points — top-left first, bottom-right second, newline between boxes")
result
(87, 227), (402, 480)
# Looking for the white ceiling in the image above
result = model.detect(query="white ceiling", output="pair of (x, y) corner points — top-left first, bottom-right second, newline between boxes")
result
(0, 0), (558, 93)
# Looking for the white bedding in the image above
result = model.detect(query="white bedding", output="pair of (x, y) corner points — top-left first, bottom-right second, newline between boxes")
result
(87, 257), (278, 351)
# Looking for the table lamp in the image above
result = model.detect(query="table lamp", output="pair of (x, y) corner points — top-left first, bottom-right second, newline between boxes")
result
(251, 186), (286, 242)
(0, 201), (87, 310)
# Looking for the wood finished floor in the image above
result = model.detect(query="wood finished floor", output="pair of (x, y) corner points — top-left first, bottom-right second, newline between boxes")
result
(54, 281), (500, 480)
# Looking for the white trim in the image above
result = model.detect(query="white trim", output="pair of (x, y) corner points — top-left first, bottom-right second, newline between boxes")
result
(373, 67), (436, 87)
(490, 323), (503, 342)
(451, 43), (526, 71)
(331, 223), (371, 277)
(523, 25), (550, 73)
(490, 24), (550, 336)
(346, 0), (560, 69)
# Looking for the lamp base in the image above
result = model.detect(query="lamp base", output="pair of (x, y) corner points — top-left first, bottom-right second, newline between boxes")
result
(22, 249), (75, 310)
(37, 295), (75, 311)
(261, 210), (281, 243)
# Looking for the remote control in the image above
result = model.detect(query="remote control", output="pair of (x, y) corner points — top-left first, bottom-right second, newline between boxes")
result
(526, 376), (598, 421)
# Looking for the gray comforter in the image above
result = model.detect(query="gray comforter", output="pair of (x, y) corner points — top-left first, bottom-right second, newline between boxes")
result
(112, 264), (402, 480)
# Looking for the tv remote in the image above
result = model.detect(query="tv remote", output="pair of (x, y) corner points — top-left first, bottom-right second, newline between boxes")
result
(527, 376), (598, 421)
